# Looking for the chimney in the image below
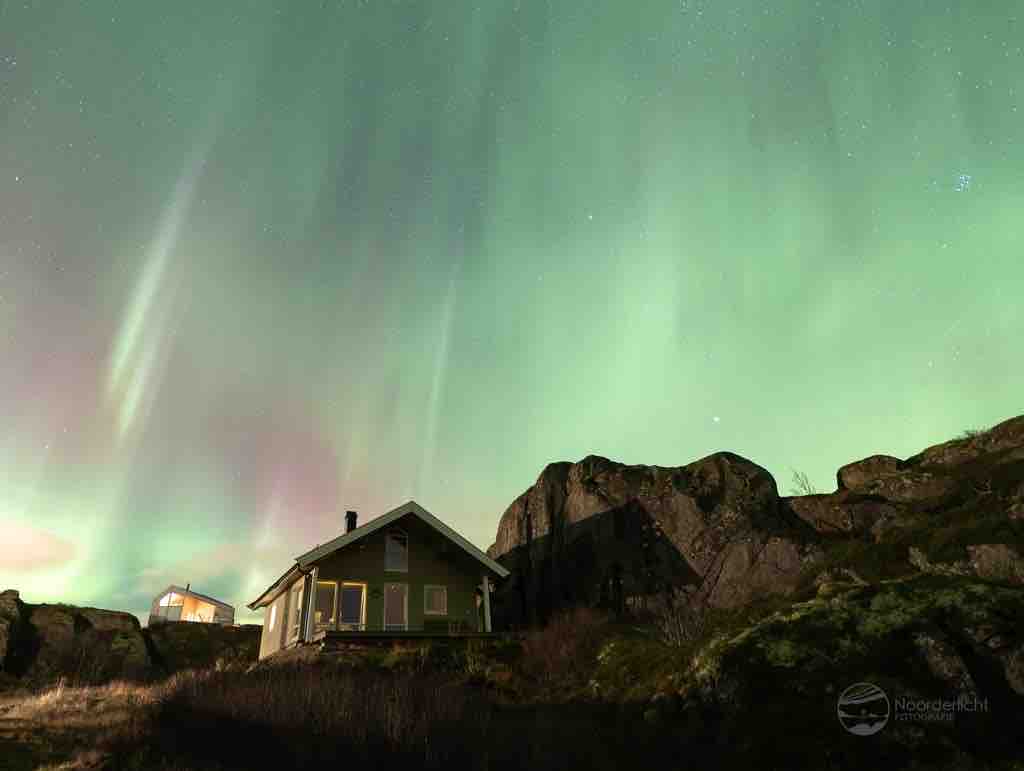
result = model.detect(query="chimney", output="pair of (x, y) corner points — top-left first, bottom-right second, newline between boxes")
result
(185, 583), (190, 593)
(345, 510), (358, 533)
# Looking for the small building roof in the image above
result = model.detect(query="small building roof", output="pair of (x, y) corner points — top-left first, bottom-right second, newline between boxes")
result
(248, 500), (509, 610)
(156, 585), (234, 610)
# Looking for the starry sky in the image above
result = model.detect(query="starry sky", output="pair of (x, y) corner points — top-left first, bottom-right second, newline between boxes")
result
(1, 1), (1022, 625)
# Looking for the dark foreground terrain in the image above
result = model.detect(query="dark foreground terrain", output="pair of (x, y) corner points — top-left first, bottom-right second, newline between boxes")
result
(2, 415), (1023, 770)
(1, 600), (1021, 771)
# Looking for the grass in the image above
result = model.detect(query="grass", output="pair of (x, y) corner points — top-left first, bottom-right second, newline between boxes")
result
(93, 662), (694, 771)
(0, 679), (160, 771)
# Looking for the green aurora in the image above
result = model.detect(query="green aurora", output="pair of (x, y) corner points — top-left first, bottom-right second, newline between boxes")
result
(1, 1), (1021, 623)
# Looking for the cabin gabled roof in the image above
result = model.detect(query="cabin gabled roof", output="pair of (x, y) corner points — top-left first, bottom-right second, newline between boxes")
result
(247, 500), (509, 610)
(156, 585), (234, 611)
(246, 564), (304, 611)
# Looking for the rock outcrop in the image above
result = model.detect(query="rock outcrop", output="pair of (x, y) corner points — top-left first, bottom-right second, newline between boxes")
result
(0, 599), (154, 684)
(488, 452), (821, 625)
(489, 414), (1024, 627)
(677, 575), (1024, 765)
(0, 590), (22, 674)
(23, 602), (151, 682)
(146, 619), (261, 672)
(0, 592), (261, 687)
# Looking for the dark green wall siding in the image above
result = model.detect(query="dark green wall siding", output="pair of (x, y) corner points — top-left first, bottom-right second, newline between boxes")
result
(313, 513), (484, 632)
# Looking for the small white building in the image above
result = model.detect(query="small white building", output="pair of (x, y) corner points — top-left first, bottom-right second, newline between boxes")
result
(148, 584), (235, 626)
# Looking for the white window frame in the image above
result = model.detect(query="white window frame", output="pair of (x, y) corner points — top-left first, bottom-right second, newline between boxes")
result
(314, 580), (338, 632)
(338, 581), (367, 630)
(423, 585), (448, 615)
(159, 592), (184, 608)
(288, 581), (304, 643)
(385, 529), (408, 572)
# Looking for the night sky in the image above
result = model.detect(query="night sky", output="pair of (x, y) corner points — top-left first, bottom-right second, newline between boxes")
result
(2, 1), (1021, 624)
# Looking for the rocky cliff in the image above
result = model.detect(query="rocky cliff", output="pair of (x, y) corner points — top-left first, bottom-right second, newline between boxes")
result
(0, 590), (260, 688)
(488, 415), (1024, 626)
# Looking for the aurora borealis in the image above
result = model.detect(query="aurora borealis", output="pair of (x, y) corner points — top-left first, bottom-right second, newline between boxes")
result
(1, 2), (1022, 624)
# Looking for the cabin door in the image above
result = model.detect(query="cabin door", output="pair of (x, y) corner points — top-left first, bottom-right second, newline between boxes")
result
(383, 583), (408, 631)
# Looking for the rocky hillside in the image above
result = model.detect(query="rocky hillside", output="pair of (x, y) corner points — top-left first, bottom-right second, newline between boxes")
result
(488, 415), (1024, 626)
(481, 417), (1024, 766)
(0, 590), (260, 688)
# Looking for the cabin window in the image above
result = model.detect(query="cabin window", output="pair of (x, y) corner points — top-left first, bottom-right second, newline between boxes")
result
(182, 599), (216, 623)
(156, 591), (185, 621)
(315, 581), (338, 632)
(339, 582), (366, 630)
(268, 604), (277, 632)
(424, 585), (447, 615)
(288, 582), (303, 641)
(385, 530), (408, 572)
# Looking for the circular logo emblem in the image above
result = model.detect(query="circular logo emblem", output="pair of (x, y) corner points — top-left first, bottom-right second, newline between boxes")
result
(837, 682), (890, 736)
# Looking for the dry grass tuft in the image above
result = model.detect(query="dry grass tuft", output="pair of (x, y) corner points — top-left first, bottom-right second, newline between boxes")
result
(10, 677), (157, 723)
(520, 606), (610, 688)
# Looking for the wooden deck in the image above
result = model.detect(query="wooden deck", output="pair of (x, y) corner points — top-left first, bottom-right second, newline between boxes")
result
(312, 629), (502, 645)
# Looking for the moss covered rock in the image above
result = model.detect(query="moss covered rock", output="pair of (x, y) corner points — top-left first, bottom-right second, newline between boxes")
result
(145, 621), (260, 673)
(679, 576), (1024, 767)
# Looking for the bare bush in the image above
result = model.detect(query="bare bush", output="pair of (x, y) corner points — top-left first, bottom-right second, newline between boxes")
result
(652, 586), (709, 648)
(520, 606), (609, 686)
(789, 468), (818, 496)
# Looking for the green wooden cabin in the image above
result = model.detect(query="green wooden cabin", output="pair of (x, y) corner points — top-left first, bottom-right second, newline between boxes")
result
(248, 500), (510, 660)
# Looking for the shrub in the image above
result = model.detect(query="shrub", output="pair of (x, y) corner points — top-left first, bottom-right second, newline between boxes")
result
(651, 586), (708, 649)
(789, 469), (818, 496)
(519, 606), (609, 688)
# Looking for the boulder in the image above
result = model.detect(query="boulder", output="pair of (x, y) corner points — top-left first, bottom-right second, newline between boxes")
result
(907, 544), (1024, 586)
(1005, 646), (1024, 695)
(146, 621), (261, 673)
(489, 461), (572, 558)
(906, 415), (1024, 471)
(850, 468), (960, 507)
(25, 603), (151, 683)
(836, 454), (905, 491)
(0, 590), (22, 672)
(489, 452), (819, 623)
(913, 630), (978, 696)
(966, 544), (1024, 586)
(782, 491), (901, 535)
